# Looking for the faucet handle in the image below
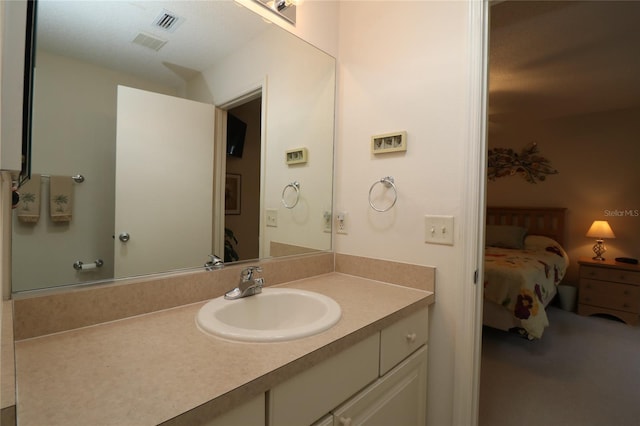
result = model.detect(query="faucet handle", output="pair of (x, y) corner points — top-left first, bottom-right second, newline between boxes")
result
(205, 254), (224, 271)
(241, 266), (262, 281)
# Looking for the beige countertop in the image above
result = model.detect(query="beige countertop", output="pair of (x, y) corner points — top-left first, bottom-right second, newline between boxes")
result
(14, 272), (434, 425)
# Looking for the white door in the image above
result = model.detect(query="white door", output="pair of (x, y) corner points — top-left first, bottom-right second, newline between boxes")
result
(115, 86), (215, 278)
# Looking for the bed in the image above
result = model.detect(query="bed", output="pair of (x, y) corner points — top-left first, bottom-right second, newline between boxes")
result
(483, 207), (569, 339)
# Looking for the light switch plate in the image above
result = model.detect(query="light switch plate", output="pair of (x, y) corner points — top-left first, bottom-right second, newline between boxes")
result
(424, 215), (454, 245)
(266, 209), (278, 227)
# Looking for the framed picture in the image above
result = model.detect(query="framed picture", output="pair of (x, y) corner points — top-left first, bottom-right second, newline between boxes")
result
(285, 147), (308, 165)
(371, 131), (407, 154)
(225, 173), (241, 215)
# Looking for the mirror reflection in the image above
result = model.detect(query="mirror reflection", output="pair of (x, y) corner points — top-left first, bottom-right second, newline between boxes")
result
(12, 0), (335, 293)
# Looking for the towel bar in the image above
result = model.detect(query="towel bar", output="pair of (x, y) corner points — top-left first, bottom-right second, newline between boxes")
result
(41, 174), (85, 183)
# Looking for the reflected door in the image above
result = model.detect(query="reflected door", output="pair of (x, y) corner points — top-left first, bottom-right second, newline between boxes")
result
(115, 86), (215, 278)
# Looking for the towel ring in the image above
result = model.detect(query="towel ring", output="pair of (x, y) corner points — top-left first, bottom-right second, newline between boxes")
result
(368, 176), (397, 212)
(281, 181), (301, 209)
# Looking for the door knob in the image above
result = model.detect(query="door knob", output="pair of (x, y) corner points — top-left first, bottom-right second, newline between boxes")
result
(119, 232), (130, 242)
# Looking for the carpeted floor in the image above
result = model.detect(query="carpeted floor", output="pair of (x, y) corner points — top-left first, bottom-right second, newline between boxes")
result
(479, 306), (640, 426)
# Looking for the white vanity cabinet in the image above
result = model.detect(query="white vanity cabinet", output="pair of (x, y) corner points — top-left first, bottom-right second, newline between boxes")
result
(270, 333), (381, 426)
(168, 393), (265, 426)
(271, 307), (429, 426)
(208, 394), (264, 426)
(332, 345), (427, 426)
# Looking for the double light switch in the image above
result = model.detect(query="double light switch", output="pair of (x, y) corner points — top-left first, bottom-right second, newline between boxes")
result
(424, 215), (454, 246)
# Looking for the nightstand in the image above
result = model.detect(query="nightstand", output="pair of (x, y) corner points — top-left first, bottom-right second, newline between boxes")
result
(578, 257), (640, 325)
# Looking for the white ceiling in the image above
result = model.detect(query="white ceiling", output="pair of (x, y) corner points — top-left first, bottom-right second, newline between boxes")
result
(36, 0), (271, 89)
(489, 0), (640, 123)
(38, 1), (640, 118)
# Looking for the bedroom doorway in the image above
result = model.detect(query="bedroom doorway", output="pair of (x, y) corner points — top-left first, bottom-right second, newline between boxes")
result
(480, 1), (640, 424)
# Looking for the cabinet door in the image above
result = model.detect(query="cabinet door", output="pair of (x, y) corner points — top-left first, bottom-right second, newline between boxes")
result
(333, 345), (427, 426)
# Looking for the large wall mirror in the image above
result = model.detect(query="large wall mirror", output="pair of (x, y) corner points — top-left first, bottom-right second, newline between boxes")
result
(12, 0), (335, 293)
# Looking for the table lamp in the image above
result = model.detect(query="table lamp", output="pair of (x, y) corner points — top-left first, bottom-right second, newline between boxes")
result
(586, 220), (615, 260)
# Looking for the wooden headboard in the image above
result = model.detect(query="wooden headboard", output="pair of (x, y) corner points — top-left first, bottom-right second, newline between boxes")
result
(486, 207), (567, 246)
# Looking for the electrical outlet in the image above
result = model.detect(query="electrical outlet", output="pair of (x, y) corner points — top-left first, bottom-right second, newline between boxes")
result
(266, 209), (278, 227)
(424, 215), (454, 245)
(336, 211), (348, 234)
(323, 211), (332, 233)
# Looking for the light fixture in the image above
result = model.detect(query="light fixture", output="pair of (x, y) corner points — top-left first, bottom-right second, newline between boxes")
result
(586, 220), (616, 261)
(271, 0), (300, 11)
(257, 0), (298, 24)
(273, 0), (289, 12)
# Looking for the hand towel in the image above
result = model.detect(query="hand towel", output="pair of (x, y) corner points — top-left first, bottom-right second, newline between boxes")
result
(17, 174), (41, 223)
(50, 175), (73, 222)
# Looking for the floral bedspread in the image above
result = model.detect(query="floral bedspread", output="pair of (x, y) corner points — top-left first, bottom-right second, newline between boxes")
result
(484, 236), (569, 339)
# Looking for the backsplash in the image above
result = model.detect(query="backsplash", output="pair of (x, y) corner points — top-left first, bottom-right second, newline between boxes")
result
(13, 252), (334, 340)
(12, 252), (435, 340)
(335, 253), (435, 292)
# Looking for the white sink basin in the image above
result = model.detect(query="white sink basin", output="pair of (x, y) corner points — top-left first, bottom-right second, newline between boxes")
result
(196, 288), (342, 342)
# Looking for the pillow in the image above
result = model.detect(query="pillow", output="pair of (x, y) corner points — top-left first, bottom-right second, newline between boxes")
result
(485, 225), (527, 249)
(524, 235), (560, 250)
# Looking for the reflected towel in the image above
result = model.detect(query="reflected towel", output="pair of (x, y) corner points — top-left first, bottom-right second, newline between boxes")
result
(17, 174), (41, 223)
(50, 175), (73, 222)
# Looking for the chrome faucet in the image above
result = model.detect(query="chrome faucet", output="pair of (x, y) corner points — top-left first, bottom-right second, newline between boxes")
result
(205, 254), (224, 271)
(224, 266), (264, 300)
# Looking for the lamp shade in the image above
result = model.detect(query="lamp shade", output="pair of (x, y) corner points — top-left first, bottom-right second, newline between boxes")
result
(586, 220), (616, 239)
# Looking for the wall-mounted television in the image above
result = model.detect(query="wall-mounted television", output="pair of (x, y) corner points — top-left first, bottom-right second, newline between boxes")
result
(226, 113), (247, 158)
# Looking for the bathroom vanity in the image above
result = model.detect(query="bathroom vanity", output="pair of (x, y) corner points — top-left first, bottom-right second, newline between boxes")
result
(192, 307), (428, 426)
(13, 272), (434, 425)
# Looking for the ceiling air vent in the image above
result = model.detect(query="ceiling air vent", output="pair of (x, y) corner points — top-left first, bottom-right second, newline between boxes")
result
(132, 32), (168, 52)
(153, 9), (182, 32)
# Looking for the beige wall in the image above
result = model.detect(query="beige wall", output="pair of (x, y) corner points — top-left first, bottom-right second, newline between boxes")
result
(487, 106), (640, 284)
(189, 24), (335, 257)
(335, 2), (480, 425)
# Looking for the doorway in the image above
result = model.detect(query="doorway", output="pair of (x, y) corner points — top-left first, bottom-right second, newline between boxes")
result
(479, 0), (640, 424)
(223, 97), (262, 262)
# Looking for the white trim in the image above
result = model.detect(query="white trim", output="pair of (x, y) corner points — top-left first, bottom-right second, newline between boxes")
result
(259, 76), (268, 259)
(217, 84), (262, 110)
(452, 1), (488, 425)
(213, 108), (227, 259)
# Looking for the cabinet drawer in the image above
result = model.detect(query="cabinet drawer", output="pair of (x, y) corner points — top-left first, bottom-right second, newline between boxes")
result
(579, 279), (640, 313)
(380, 308), (428, 375)
(580, 266), (640, 285)
(269, 333), (380, 426)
